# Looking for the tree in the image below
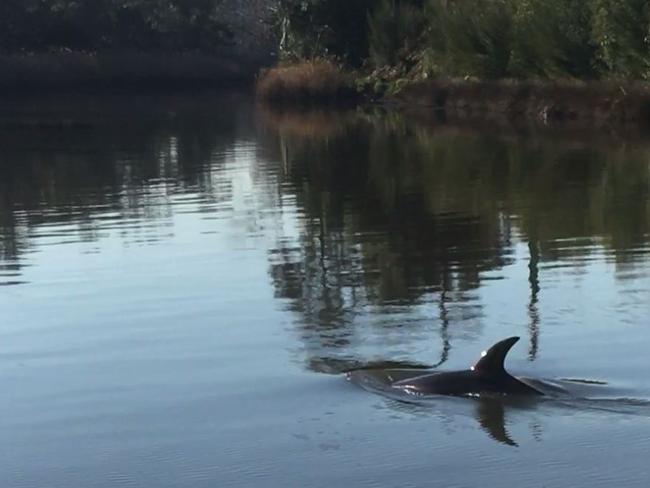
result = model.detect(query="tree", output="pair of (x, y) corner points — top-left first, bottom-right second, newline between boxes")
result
(591, 0), (650, 79)
(424, 0), (514, 79)
(509, 0), (597, 79)
(0, 0), (232, 54)
(368, 0), (425, 67)
(274, 0), (376, 66)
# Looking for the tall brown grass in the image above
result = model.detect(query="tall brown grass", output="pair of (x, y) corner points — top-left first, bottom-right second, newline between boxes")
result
(256, 60), (357, 103)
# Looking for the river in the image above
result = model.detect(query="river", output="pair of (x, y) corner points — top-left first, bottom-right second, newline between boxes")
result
(1, 93), (649, 487)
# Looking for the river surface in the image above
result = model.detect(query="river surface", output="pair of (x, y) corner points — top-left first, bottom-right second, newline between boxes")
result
(1, 93), (650, 487)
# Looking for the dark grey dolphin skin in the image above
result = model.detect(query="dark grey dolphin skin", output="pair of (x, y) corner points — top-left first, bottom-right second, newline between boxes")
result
(391, 336), (543, 396)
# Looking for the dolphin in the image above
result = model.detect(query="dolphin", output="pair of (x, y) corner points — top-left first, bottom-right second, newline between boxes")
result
(388, 336), (543, 397)
(345, 336), (617, 445)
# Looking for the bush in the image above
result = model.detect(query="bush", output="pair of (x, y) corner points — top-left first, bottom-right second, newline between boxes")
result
(591, 0), (650, 79)
(256, 60), (356, 102)
(509, 0), (596, 79)
(424, 0), (514, 79)
(274, 0), (376, 66)
(0, 0), (231, 54)
(368, 0), (425, 67)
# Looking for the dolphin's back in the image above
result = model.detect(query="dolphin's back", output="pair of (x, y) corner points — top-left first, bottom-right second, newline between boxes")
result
(393, 370), (487, 395)
(394, 369), (542, 396)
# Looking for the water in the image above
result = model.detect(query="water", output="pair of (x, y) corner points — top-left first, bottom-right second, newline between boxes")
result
(1, 94), (650, 487)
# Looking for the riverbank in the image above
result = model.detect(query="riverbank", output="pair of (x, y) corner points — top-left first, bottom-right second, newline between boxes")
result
(391, 79), (650, 126)
(5, 50), (650, 130)
(256, 62), (650, 127)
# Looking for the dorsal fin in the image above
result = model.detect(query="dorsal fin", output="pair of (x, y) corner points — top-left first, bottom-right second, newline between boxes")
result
(471, 336), (520, 374)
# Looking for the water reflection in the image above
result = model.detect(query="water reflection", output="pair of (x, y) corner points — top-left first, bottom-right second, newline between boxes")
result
(0, 94), (254, 279)
(475, 398), (518, 446)
(527, 239), (541, 360)
(1, 98), (650, 363)
(3, 96), (650, 487)
(388, 395), (526, 447)
(261, 107), (650, 368)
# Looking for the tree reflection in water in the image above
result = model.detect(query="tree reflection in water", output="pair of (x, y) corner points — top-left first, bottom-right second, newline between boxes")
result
(1, 99), (649, 368)
(260, 106), (650, 369)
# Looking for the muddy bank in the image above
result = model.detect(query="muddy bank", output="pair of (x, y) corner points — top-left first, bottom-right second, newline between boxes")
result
(392, 80), (650, 127)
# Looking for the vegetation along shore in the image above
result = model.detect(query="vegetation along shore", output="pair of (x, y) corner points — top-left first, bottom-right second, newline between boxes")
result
(3, 0), (650, 125)
(0, 0), (274, 91)
(258, 0), (650, 125)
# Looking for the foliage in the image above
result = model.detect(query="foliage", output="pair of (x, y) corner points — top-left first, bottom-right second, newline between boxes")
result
(273, 0), (376, 66)
(591, 0), (650, 79)
(275, 0), (650, 82)
(0, 0), (232, 53)
(5, 0), (650, 82)
(367, 0), (425, 67)
(423, 0), (514, 79)
(508, 0), (597, 79)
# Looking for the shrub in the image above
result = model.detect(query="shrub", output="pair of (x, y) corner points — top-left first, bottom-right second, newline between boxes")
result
(591, 0), (650, 79)
(0, 0), (231, 54)
(424, 0), (514, 79)
(256, 60), (355, 102)
(509, 0), (596, 79)
(274, 0), (376, 66)
(368, 0), (425, 67)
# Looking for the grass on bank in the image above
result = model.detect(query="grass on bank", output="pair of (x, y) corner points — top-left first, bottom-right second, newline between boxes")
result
(256, 60), (357, 103)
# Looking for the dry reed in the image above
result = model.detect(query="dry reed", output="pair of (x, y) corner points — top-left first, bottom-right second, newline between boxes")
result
(256, 60), (356, 103)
